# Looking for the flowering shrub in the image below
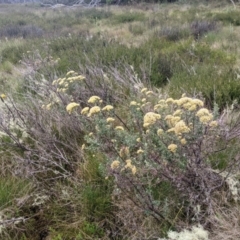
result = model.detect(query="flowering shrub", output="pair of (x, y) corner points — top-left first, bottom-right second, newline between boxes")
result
(2, 67), (239, 238)
(50, 72), (224, 223)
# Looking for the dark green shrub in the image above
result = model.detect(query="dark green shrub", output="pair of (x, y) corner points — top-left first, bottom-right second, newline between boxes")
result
(214, 10), (240, 26)
(128, 23), (145, 35)
(1, 44), (30, 64)
(112, 12), (145, 24)
(150, 53), (173, 86)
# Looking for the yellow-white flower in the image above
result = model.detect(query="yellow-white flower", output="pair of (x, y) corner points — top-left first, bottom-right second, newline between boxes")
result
(199, 115), (213, 124)
(125, 159), (132, 168)
(88, 96), (101, 104)
(119, 147), (130, 158)
(157, 129), (164, 136)
(165, 115), (181, 127)
(137, 148), (144, 154)
(173, 109), (182, 116)
(66, 102), (80, 114)
(209, 121), (218, 128)
(174, 120), (191, 135)
(102, 105), (114, 111)
(106, 117), (115, 123)
(146, 91), (153, 95)
(166, 98), (175, 104)
(88, 106), (101, 116)
(111, 160), (120, 170)
(1, 94), (7, 100)
(141, 88), (148, 93)
(168, 144), (178, 153)
(180, 138), (187, 145)
(192, 99), (204, 107)
(66, 70), (76, 76)
(115, 126), (124, 131)
(46, 103), (53, 110)
(143, 112), (161, 128)
(131, 165), (137, 175)
(81, 144), (85, 150)
(196, 108), (210, 117)
(130, 101), (138, 106)
(81, 107), (89, 115)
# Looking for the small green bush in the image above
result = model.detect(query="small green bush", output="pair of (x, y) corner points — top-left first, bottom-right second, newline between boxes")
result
(112, 12), (145, 24)
(75, 8), (113, 20)
(214, 10), (240, 26)
(0, 177), (32, 209)
(158, 25), (190, 41)
(128, 23), (145, 35)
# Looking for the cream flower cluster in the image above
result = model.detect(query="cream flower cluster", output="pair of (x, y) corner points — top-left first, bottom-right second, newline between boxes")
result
(52, 71), (85, 93)
(66, 102), (80, 114)
(143, 112), (161, 128)
(110, 159), (137, 175)
(88, 106), (101, 117)
(167, 120), (191, 136)
(175, 97), (204, 111)
(196, 108), (213, 124)
(111, 160), (120, 170)
(88, 96), (102, 104)
(125, 159), (137, 175)
(80, 105), (101, 117)
(168, 144), (178, 153)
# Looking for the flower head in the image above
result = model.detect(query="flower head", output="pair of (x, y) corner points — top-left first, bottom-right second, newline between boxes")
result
(141, 88), (148, 93)
(66, 70), (76, 76)
(173, 109), (182, 116)
(196, 108), (211, 117)
(143, 112), (161, 128)
(157, 129), (164, 136)
(106, 117), (115, 123)
(88, 106), (101, 116)
(192, 99), (204, 107)
(209, 120), (218, 128)
(119, 147), (130, 158)
(199, 115), (213, 124)
(81, 107), (89, 115)
(66, 102), (79, 114)
(102, 105), (114, 111)
(88, 96), (102, 104)
(180, 138), (187, 145)
(111, 160), (120, 170)
(146, 91), (153, 95)
(46, 103), (53, 110)
(130, 101), (138, 106)
(174, 120), (191, 135)
(115, 126), (124, 131)
(131, 165), (137, 175)
(168, 144), (178, 153)
(166, 98), (175, 104)
(165, 115), (181, 127)
(137, 148), (144, 154)
(0, 94), (6, 100)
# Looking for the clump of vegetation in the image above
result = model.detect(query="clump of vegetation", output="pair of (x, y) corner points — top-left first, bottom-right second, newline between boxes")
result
(1, 2), (240, 239)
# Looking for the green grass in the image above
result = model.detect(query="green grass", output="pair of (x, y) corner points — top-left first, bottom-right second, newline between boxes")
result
(0, 177), (32, 210)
